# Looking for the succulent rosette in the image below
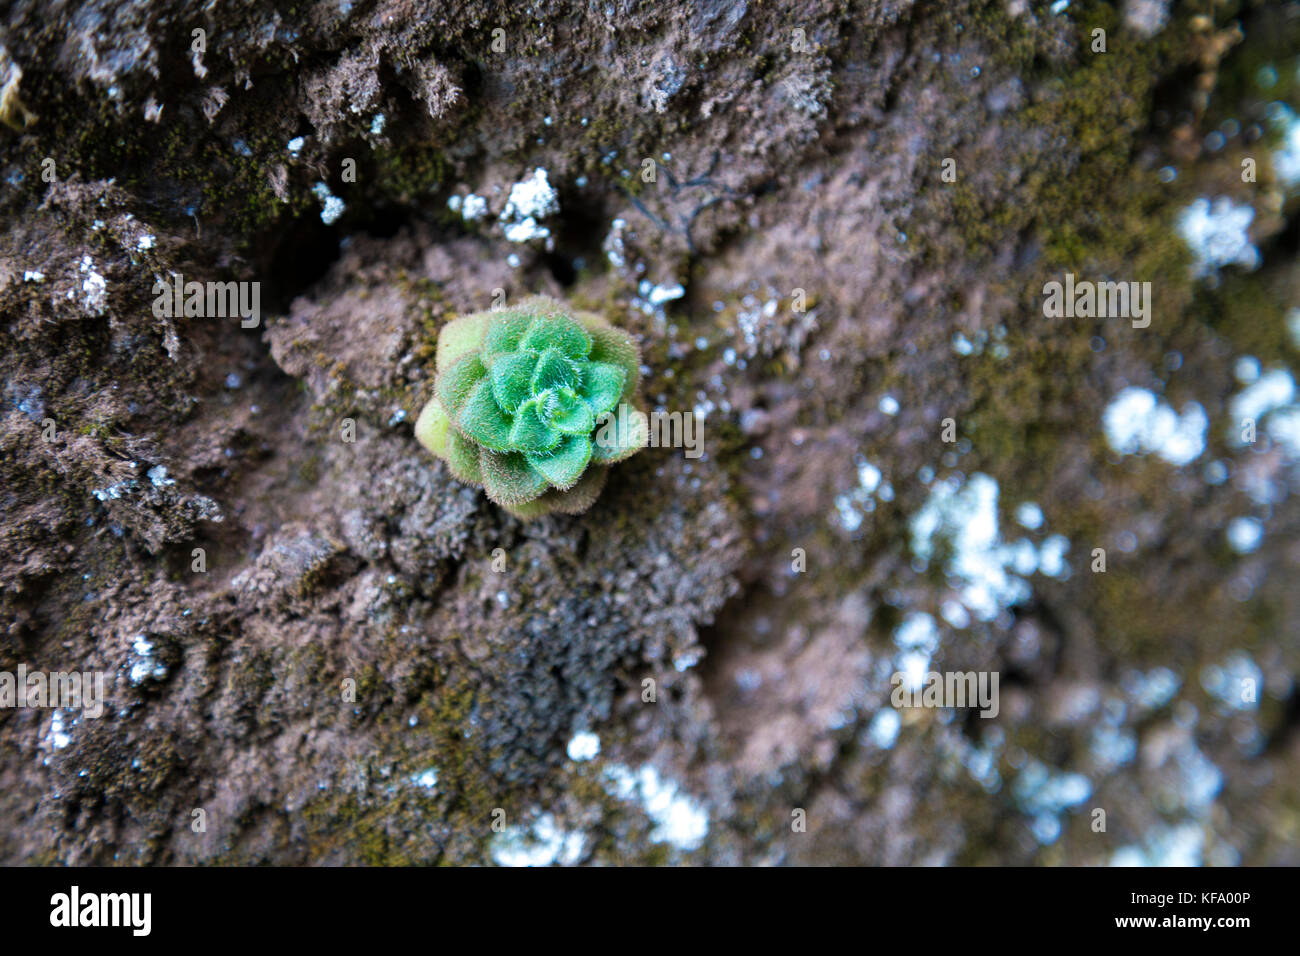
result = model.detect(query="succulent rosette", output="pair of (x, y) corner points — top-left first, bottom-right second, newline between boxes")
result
(414, 296), (648, 518)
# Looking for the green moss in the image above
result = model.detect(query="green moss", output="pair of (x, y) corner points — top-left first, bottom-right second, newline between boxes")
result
(373, 141), (449, 203)
(1197, 270), (1295, 363)
(283, 671), (531, 865)
(921, 1), (1198, 286)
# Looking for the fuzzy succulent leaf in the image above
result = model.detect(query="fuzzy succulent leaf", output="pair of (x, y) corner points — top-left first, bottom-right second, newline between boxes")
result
(508, 397), (563, 453)
(531, 347), (580, 392)
(435, 312), (491, 373)
(414, 394), (452, 458)
(526, 433), (592, 489)
(489, 350), (538, 415)
(437, 354), (488, 417)
(457, 378), (515, 451)
(584, 323), (641, 401)
(480, 448), (549, 505)
(580, 362), (625, 417)
(547, 388), (595, 434)
(418, 296), (649, 518)
(447, 427), (485, 485)
(505, 462), (608, 519)
(481, 312), (532, 362)
(520, 314), (592, 359)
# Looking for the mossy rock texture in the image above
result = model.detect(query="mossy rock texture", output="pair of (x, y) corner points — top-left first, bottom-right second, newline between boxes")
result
(0, 0), (1298, 867)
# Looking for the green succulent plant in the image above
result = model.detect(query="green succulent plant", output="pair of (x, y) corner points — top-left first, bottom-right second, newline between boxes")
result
(414, 296), (648, 519)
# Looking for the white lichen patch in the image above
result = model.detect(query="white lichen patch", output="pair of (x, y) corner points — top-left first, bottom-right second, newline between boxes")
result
(1102, 386), (1207, 466)
(1089, 724), (1137, 773)
(1230, 366), (1293, 424)
(866, 708), (901, 749)
(1267, 102), (1300, 187)
(311, 181), (345, 224)
(1013, 759), (1092, 845)
(1196, 650), (1258, 712)
(92, 476), (136, 501)
(603, 763), (709, 852)
(498, 168), (559, 243)
(735, 297), (778, 357)
(951, 326), (1008, 359)
(41, 710), (78, 766)
(1175, 197), (1259, 277)
(409, 768), (439, 791)
(910, 472), (1068, 622)
(834, 459), (893, 533)
(566, 730), (600, 762)
(893, 612), (940, 690)
(644, 282), (686, 308)
(1111, 822), (1206, 867)
(48, 711), (71, 750)
(77, 256), (108, 315)
(1226, 516), (1263, 554)
(1123, 667), (1181, 710)
(490, 813), (586, 867)
(1223, 364), (1300, 504)
(453, 193), (488, 221)
(128, 634), (168, 685)
(632, 279), (685, 320)
(1227, 366), (1300, 459)
(1015, 501), (1044, 530)
(1125, 0), (1170, 38)
(1200, 651), (1262, 711)
(602, 217), (631, 269)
